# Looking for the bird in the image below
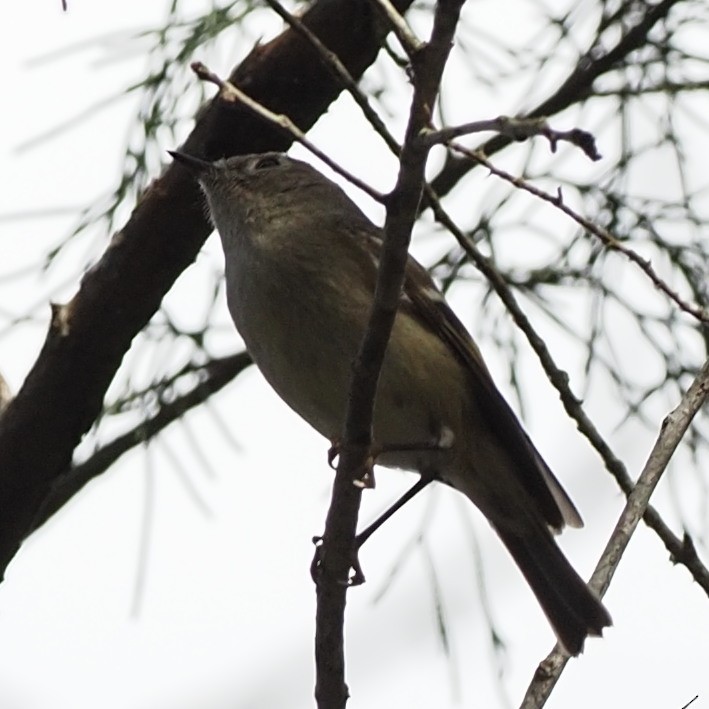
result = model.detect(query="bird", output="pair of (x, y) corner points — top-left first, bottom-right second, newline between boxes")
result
(169, 149), (612, 655)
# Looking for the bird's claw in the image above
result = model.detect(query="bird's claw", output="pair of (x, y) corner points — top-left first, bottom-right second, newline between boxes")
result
(327, 438), (376, 488)
(310, 535), (366, 587)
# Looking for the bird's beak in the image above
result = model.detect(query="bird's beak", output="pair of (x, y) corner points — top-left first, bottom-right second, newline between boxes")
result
(168, 150), (213, 174)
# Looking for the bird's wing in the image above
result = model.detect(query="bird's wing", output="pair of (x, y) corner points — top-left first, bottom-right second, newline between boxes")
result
(360, 231), (583, 531)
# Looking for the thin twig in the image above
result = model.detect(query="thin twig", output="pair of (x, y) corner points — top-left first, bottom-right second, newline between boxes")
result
(31, 352), (251, 531)
(453, 144), (709, 325)
(369, 0), (424, 55)
(519, 357), (709, 709)
(421, 116), (602, 161)
(428, 0), (684, 201)
(190, 61), (386, 204)
(262, 0), (401, 156)
(679, 696), (699, 709)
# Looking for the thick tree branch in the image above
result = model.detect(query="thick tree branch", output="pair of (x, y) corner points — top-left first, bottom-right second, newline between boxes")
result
(0, 0), (415, 581)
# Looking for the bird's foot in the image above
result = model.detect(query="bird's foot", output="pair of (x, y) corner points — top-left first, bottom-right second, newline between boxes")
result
(327, 438), (376, 488)
(310, 535), (366, 587)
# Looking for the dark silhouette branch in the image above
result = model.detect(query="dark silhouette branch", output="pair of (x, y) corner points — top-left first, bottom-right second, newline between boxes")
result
(31, 352), (251, 531)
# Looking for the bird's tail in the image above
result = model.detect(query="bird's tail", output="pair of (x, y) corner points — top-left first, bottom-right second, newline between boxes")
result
(494, 521), (611, 655)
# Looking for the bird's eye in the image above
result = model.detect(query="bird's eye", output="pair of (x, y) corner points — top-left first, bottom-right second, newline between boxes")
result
(253, 155), (281, 170)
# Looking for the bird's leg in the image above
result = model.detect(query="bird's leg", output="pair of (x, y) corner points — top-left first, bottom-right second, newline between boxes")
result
(355, 472), (435, 549)
(310, 473), (435, 587)
(316, 432), (451, 586)
(348, 472), (435, 585)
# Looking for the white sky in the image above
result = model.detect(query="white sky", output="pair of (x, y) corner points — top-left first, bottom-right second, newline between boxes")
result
(1, 2), (708, 709)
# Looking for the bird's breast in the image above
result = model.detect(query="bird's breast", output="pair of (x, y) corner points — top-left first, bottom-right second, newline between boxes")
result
(223, 246), (467, 475)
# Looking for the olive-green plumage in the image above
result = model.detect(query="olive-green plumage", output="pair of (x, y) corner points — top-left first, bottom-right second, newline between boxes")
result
(170, 150), (611, 655)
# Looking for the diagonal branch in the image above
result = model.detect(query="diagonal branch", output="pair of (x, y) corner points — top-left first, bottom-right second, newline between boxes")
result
(191, 61), (385, 203)
(31, 352), (251, 531)
(262, 0), (401, 157)
(519, 357), (709, 709)
(422, 184), (709, 595)
(370, 0), (425, 55)
(456, 146), (708, 325)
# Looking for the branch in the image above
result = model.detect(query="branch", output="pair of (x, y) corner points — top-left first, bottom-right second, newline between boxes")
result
(313, 2), (465, 706)
(31, 352), (251, 531)
(421, 115), (602, 161)
(429, 0), (683, 198)
(191, 62), (385, 203)
(520, 357), (709, 709)
(456, 145), (709, 325)
(422, 184), (709, 595)
(370, 0), (425, 55)
(263, 0), (402, 157)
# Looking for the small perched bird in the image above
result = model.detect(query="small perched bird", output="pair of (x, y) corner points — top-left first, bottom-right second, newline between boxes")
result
(169, 150), (611, 655)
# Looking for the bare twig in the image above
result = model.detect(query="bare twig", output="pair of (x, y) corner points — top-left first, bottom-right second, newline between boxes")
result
(190, 61), (386, 203)
(679, 696), (699, 709)
(370, 0), (424, 55)
(262, 0), (401, 156)
(31, 352), (251, 531)
(453, 145), (709, 325)
(421, 116), (602, 161)
(520, 357), (709, 709)
(428, 0), (684, 200)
